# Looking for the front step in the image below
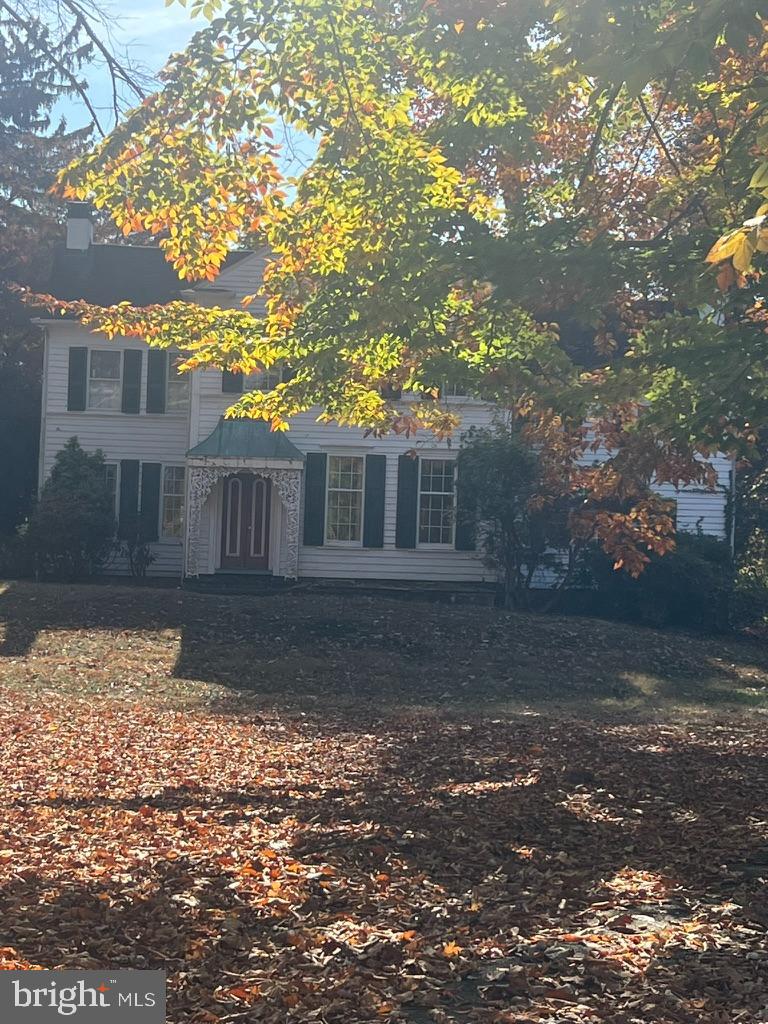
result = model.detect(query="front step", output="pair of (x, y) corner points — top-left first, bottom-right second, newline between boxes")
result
(184, 573), (296, 596)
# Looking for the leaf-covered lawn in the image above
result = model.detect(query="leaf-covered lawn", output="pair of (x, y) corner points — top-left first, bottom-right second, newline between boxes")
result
(1, 581), (768, 1022)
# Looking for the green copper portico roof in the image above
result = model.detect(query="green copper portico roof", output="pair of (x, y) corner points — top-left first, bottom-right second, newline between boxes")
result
(187, 418), (305, 461)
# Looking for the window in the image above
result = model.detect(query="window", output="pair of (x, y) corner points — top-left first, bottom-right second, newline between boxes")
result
(103, 463), (118, 518)
(443, 382), (469, 398)
(166, 356), (190, 412)
(326, 455), (364, 543)
(245, 367), (282, 391)
(88, 350), (121, 410)
(161, 466), (185, 539)
(418, 458), (455, 545)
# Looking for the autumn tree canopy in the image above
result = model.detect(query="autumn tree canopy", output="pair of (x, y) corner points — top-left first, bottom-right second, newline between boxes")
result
(30, 0), (768, 571)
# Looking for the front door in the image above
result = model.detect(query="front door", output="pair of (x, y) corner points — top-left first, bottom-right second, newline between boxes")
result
(220, 474), (271, 570)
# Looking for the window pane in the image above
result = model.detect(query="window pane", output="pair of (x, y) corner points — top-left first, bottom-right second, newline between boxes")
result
(326, 455), (364, 542)
(88, 379), (121, 410)
(245, 368), (282, 391)
(418, 459), (455, 544)
(329, 455), (363, 490)
(103, 464), (118, 518)
(90, 350), (121, 380)
(166, 366), (190, 411)
(88, 351), (122, 410)
(162, 466), (185, 538)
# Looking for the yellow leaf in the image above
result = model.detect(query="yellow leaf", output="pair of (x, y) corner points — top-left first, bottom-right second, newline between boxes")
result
(443, 941), (462, 957)
(705, 230), (742, 264)
(749, 161), (768, 189)
(733, 231), (757, 273)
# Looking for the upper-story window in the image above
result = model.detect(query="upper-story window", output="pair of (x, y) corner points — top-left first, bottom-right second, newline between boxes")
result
(88, 350), (121, 410)
(418, 458), (455, 545)
(326, 455), (364, 543)
(245, 367), (282, 391)
(166, 357), (190, 412)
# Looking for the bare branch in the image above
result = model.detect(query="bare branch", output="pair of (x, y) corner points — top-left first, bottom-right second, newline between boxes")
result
(637, 92), (681, 175)
(576, 81), (623, 201)
(0, 0), (106, 134)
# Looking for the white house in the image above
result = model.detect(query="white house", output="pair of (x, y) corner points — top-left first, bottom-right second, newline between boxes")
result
(36, 204), (734, 585)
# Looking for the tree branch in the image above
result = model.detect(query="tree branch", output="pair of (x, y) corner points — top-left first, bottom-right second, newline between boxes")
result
(61, 0), (146, 115)
(0, 0), (106, 134)
(637, 92), (681, 175)
(576, 81), (623, 201)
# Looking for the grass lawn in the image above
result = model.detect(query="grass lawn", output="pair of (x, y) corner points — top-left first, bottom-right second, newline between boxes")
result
(1, 580), (767, 1022)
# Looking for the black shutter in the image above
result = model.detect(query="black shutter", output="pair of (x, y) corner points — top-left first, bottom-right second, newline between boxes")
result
(363, 454), (386, 548)
(67, 347), (88, 411)
(146, 351), (167, 414)
(122, 350), (142, 414)
(395, 454), (418, 549)
(139, 463), (161, 542)
(118, 459), (140, 539)
(222, 370), (243, 393)
(303, 452), (327, 546)
(454, 459), (476, 551)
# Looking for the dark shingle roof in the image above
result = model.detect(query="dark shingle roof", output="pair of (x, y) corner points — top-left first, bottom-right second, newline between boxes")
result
(49, 244), (252, 305)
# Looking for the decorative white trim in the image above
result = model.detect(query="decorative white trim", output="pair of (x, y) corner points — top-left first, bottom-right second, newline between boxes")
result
(185, 462), (303, 578)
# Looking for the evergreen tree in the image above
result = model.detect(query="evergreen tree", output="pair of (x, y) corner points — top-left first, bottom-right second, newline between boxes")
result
(26, 437), (114, 579)
(0, 2), (143, 533)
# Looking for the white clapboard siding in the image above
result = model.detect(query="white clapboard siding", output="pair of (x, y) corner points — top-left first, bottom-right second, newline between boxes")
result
(40, 324), (187, 577)
(196, 250), (270, 309)
(40, 323), (734, 583)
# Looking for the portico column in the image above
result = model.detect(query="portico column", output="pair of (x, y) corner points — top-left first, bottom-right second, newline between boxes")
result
(185, 465), (225, 577)
(259, 468), (302, 579)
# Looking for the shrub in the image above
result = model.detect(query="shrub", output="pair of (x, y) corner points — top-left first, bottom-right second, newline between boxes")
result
(0, 531), (32, 579)
(457, 425), (573, 609)
(585, 531), (734, 632)
(26, 438), (115, 580)
(118, 538), (156, 578)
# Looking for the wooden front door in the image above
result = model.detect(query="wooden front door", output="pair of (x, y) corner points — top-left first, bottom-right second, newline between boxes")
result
(220, 474), (271, 570)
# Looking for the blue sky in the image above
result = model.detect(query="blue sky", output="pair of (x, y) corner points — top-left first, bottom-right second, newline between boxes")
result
(58, 0), (314, 174)
(59, 0), (201, 131)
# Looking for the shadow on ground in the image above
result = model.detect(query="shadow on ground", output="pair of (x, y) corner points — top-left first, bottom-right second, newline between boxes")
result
(0, 579), (766, 710)
(0, 711), (766, 1022)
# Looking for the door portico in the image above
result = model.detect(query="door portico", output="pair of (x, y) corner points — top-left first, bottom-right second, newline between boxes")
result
(184, 419), (304, 579)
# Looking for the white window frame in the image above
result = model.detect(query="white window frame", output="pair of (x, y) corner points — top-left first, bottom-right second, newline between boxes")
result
(103, 462), (119, 524)
(325, 453), (366, 546)
(165, 353), (190, 414)
(87, 348), (122, 411)
(160, 465), (186, 543)
(417, 456), (457, 548)
(442, 380), (485, 403)
(244, 366), (283, 392)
